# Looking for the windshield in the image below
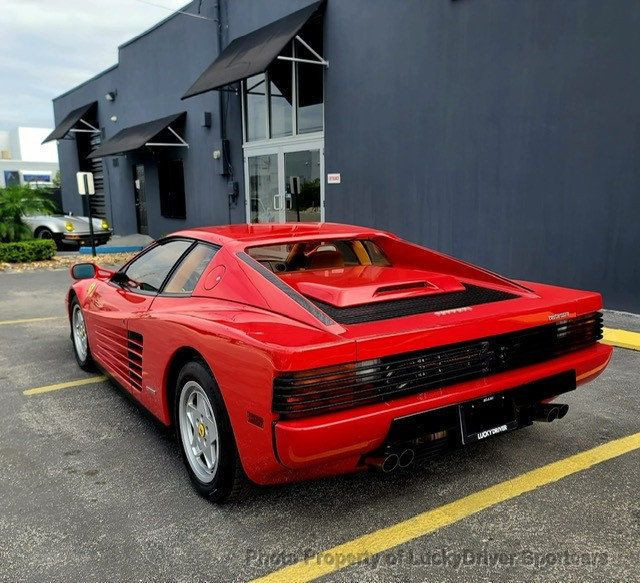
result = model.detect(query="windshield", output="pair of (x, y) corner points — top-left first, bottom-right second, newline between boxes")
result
(247, 239), (390, 273)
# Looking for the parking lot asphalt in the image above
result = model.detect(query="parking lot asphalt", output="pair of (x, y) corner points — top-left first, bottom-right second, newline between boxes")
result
(0, 269), (638, 583)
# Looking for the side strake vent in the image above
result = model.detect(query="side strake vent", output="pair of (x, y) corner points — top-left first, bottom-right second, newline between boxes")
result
(273, 312), (603, 418)
(309, 284), (519, 325)
(127, 331), (144, 391)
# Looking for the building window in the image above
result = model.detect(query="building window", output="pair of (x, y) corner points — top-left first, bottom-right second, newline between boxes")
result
(296, 20), (323, 134)
(269, 43), (294, 138)
(158, 160), (186, 220)
(245, 74), (268, 141)
(243, 20), (324, 142)
(3, 170), (20, 187)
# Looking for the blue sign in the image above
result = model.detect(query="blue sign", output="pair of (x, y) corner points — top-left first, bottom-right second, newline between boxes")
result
(22, 173), (52, 183)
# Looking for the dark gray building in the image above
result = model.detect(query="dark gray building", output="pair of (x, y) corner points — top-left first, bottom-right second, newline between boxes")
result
(48, 0), (640, 312)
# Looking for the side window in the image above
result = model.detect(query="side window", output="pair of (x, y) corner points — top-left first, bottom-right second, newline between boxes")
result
(362, 240), (391, 266)
(163, 243), (218, 294)
(124, 239), (193, 293)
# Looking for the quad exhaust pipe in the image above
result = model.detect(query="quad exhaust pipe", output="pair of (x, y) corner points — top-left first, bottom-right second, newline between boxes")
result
(365, 447), (416, 472)
(532, 403), (569, 423)
(364, 453), (399, 473)
(398, 448), (415, 468)
(365, 402), (570, 473)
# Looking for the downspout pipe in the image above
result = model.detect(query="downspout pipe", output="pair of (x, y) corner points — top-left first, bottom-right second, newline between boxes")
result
(215, 0), (226, 145)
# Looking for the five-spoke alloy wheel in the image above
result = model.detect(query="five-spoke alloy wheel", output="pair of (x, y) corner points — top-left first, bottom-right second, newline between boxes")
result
(70, 296), (94, 371)
(178, 381), (219, 483)
(174, 360), (247, 503)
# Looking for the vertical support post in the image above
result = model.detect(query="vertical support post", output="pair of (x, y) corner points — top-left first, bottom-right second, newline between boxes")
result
(84, 174), (96, 258)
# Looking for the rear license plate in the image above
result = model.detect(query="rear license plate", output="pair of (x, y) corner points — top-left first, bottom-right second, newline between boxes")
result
(459, 393), (518, 445)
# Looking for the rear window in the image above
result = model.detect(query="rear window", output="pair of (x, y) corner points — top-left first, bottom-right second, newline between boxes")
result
(247, 239), (390, 273)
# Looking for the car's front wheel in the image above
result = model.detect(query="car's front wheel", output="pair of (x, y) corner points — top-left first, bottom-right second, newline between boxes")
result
(35, 227), (63, 250)
(70, 297), (95, 371)
(174, 360), (247, 503)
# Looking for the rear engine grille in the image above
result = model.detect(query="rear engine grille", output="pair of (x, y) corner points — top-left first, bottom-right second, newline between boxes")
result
(273, 312), (603, 418)
(309, 284), (519, 325)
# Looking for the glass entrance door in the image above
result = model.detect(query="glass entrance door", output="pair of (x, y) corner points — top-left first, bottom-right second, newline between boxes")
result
(247, 153), (281, 223)
(245, 140), (323, 224)
(283, 149), (321, 222)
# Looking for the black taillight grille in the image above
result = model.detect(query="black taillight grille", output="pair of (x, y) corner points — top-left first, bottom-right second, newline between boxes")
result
(273, 312), (603, 418)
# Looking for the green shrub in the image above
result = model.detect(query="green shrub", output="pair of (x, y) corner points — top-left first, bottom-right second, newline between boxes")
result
(0, 239), (56, 263)
(0, 185), (57, 243)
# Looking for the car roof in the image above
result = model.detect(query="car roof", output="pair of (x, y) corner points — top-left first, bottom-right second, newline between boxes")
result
(171, 222), (391, 249)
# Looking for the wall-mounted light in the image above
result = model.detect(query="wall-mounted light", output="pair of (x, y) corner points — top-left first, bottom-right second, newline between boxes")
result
(110, 115), (118, 122)
(105, 91), (117, 102)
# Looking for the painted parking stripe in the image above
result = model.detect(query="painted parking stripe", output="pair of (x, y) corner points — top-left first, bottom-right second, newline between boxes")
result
(602, 327), (640, 351)
(251, 431), (640, 583)
(0, 316), (62, 326)
(23, 375), (107, 396)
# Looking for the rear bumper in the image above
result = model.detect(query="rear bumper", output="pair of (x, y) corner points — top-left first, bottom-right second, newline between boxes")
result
(272, 342), (612, 471)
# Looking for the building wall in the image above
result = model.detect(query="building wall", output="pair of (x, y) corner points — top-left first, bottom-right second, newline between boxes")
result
(10, 128), (58, 163)
(54, 66), (119, 220)
(53, 1), (244, 237)
(0, 126), (59, 187)
(52, 0), (640, 311)
(322, 0), (640, 312)
(0, 160), (59, 188)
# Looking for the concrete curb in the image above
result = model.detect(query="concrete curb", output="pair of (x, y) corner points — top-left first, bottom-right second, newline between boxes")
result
(78, 246), (144, 254)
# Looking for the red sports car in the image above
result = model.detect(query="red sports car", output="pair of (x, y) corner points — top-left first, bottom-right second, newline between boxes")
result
(67, 223), (611, 502)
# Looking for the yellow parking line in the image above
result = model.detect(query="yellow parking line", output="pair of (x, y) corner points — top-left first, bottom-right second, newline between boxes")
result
(0, 316), (62, 326)
(23, 375), (107, 396)
(251, 432), (640, 583)
(602, 327), (640, 351)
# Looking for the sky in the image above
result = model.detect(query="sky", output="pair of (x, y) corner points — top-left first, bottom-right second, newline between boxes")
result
(0, 0), (190, 131)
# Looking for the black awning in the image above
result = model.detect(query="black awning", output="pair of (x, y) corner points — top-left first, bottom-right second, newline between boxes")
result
(182, 0), (324, 99)
(42, 102), (97, 143)
(87, 112), (187, 159)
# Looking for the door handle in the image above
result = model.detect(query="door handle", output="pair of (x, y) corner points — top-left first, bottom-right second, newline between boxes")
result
(273, 194), (285, 211)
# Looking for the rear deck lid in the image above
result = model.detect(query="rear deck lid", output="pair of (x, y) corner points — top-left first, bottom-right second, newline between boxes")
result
(280, 266), (467, 307)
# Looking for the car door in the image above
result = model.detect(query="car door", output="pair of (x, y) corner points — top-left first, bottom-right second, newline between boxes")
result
(84, 238), (194, 395)
(134, 242), (220, 409)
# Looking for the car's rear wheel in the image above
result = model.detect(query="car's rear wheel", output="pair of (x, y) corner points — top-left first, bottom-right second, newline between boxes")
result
(175, 360), (246, 503)
(70, 297), (95, 371)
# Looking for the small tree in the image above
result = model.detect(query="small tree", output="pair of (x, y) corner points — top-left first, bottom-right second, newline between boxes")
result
(0, 185), (56, 242)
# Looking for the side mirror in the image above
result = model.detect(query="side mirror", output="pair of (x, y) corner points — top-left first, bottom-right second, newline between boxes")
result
(110, 271), (131, 286)
(71, 263), (96, 280)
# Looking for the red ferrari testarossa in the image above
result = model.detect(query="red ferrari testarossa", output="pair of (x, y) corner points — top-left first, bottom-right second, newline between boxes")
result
(67, 223), (611, 502)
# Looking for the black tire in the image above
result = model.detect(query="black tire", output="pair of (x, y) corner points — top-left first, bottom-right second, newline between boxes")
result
(35, 227), (63, 250)
(69, 296), (95, 371)
(174, 360), (247, 503)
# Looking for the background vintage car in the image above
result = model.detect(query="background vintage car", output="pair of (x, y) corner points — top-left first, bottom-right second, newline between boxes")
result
(23, 214), (112, 249)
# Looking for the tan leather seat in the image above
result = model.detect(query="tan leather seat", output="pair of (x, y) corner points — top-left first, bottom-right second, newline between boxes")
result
(306, 250), (344, 270)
